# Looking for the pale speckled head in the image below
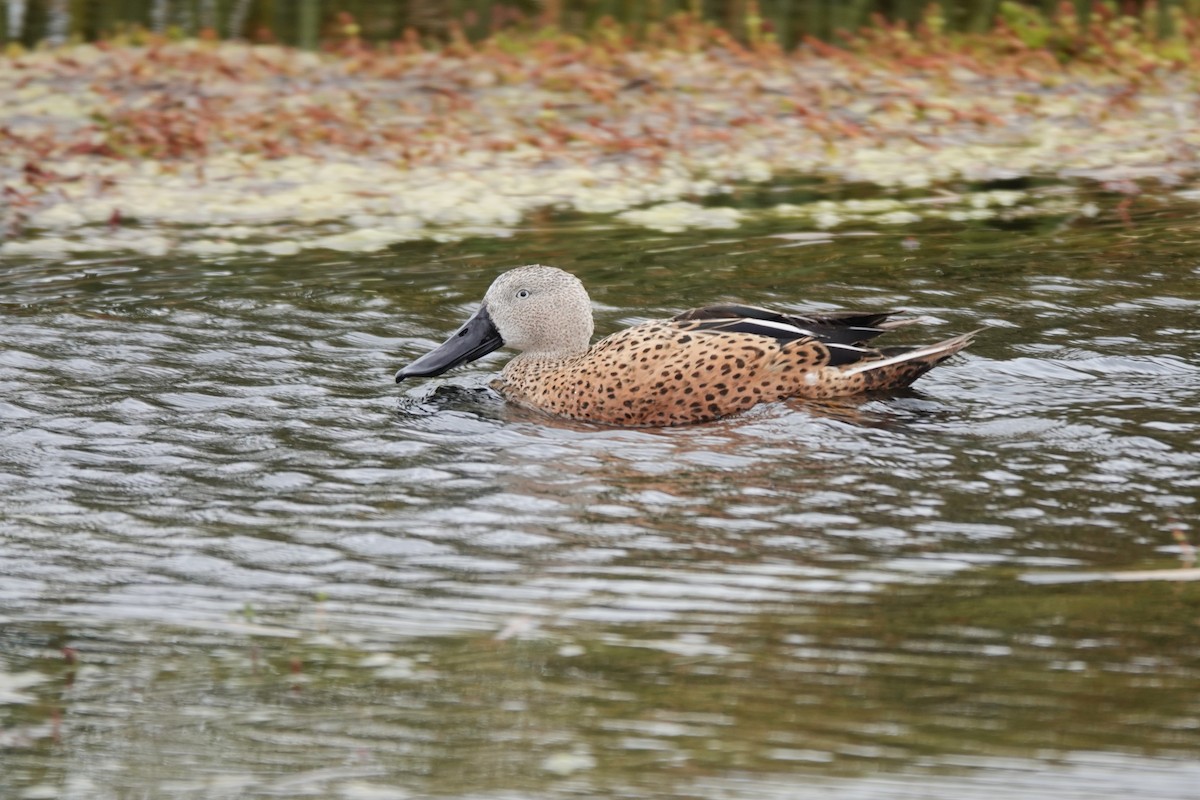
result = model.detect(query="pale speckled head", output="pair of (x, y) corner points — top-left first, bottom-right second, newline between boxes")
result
(395, 265), (594, 382)
(482, 265), (594, 357)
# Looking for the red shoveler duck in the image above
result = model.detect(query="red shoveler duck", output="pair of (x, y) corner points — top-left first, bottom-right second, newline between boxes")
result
(395, 265), (976, 427)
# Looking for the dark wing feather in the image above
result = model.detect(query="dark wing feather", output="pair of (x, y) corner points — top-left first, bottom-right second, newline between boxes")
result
(675, 304), (806, 325)
(823, 342), (876, 366)
(673, 304), (908, 346)
(675, 317), (816, 342)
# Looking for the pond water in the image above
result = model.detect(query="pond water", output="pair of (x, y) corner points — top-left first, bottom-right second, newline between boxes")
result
(2, 185), (1199, 799)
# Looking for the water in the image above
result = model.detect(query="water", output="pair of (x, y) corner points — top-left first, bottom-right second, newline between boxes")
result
(2, 197), (1199, 799)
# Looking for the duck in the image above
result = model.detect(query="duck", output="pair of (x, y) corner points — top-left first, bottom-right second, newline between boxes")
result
(395, 265), (976, 427)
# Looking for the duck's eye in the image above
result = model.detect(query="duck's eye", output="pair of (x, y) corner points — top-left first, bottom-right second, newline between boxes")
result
(516, 289), (531, 299)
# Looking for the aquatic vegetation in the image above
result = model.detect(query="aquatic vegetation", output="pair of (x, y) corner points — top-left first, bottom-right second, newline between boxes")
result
(3, 6), (1200, 257)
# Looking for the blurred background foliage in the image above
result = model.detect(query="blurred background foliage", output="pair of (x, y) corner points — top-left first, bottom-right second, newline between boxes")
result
(3, 0), (1199, 50)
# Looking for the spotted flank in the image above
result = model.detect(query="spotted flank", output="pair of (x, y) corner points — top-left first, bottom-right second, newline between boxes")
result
(396, 265), (976, 427)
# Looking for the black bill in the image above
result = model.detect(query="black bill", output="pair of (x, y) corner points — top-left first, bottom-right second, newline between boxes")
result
(395, 304), (504, 382)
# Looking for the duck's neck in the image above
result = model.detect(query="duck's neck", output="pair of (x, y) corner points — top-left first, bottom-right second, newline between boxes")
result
(503, 346), (590, 375)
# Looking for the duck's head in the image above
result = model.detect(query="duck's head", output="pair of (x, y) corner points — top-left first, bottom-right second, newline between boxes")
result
(395, 265), (595, 381)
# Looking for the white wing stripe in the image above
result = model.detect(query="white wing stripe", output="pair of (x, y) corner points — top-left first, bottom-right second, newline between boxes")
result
(841, 341), (949, 375)
(718, 318), (816, 337)
(827, 342), (872, 355)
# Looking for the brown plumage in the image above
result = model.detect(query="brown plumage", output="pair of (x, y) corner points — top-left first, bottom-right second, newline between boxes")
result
(396, 265), (976, 427)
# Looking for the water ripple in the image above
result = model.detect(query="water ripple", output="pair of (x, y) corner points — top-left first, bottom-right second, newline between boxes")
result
(3, 220), (1200, 799)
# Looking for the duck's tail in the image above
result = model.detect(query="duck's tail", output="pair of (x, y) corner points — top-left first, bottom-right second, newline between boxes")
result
(840, 330), (979, 390)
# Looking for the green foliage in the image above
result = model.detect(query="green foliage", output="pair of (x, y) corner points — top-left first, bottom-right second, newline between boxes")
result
(4, 0), (1200, 55)
(999, 0), (1054, 48)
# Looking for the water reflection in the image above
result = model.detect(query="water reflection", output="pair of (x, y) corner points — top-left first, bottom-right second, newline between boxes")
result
(1, 203), (1199, 799)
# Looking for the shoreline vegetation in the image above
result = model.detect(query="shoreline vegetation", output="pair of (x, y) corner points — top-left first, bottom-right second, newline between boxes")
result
(4, 3), (1200, 258)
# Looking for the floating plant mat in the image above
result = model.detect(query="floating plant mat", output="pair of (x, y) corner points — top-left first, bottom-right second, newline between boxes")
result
(3, 33), (1200, 258)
